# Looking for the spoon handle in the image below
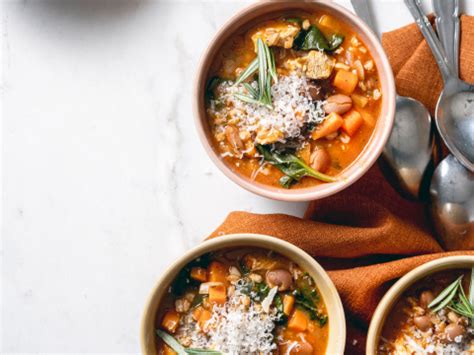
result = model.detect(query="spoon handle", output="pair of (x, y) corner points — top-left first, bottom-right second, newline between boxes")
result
(433, 0), (460, 76)
(351, 0), (379, 37)
(404, 0), (453, 82)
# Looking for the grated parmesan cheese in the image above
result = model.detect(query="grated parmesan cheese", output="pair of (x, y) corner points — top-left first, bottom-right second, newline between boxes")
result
(209, 74), (326, 146)
(175, 286), (279, 354)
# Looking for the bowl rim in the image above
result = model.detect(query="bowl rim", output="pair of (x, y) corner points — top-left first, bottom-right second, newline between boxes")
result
(140, 233), (346, 354)
(192, 0), (396, 202)
(366, 255), (474, 354)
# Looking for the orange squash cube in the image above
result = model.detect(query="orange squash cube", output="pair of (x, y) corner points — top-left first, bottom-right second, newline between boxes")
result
(161, 310), (181, 334)
(288, 308), (309, 332)
(351, 94), (369, 108)
(208, 261), (227, 283)
(283, 294), (295, 316)
(311, 112), (344, 140)
(191, 267), (207, 282)
(192, 306), (203, 321)
(209, 285), (227, 305)
(198, 309), (212, 331)
(342, 109), (364, 136)
(333, 69), (359, 94)
(163, 344), (178, 355)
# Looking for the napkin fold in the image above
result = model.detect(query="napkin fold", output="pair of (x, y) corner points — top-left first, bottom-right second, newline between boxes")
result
(208, 16), (474, 354)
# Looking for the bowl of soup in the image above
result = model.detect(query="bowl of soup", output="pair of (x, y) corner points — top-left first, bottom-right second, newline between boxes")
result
(194, 1), (395, 201)
(141, 234), (346, 354)
(367, 256), (474, 354)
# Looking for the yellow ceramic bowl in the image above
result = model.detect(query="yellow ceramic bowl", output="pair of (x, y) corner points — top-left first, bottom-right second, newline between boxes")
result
(141, 233), (346, 354)
(366, 255), (474, 354)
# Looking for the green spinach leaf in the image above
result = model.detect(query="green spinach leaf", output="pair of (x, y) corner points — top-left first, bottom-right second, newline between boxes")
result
(256, 144), (336, 187)
(294, 25), (344, 52)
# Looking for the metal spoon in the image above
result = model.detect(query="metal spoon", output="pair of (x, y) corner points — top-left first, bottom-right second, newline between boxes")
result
(406, 0), (473, 249)
(405, 0), (474, 172)
(351, 0), (434, 199)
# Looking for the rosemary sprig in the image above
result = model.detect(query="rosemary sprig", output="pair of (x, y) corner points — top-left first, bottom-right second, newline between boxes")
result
(156, 330), (222, 355)
(235, 58), (258, 85)
(233, 38), (277, 109)
(428, 269), (474, 322)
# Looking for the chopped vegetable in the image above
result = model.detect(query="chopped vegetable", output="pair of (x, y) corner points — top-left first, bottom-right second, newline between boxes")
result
(288, 308), (309, 332)
(208, 261), (227, 283)
(342, 109), (364, 136)
(191, 267), (208, 282)
(333, 69), (359, 94)
(283, 294), (295, 315)
(209, 285), (227, 305)
(162, 310), (181, 333)
(351, 93), (369, 108)
(311, 112), (344, 140)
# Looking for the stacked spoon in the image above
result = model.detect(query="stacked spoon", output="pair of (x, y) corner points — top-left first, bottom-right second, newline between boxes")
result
(351, 0), (473, 249)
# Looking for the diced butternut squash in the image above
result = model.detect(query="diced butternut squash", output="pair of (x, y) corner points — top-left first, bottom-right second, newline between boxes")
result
(351, 94), (369, 108)
(209, 285), (227, 305)
(357, 107), (376, 127)
(288, 308), (309, 332)
(208, 261), (227, 283)
(192, 306), (203, 321)
(163, 344), (178, 355)
(333, 69), (359, 94)
(191, 267), (207, 282)
(161, 310), (180, 334)
(283, 294), (295, 316)
(342, 109), (364, 136)
(311, 112), (344, 140)
(318, 15), (341, 32)
(198, 309), (212, 331)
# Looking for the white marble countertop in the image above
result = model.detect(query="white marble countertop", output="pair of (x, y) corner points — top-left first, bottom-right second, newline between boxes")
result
(2, 0), (474, 353)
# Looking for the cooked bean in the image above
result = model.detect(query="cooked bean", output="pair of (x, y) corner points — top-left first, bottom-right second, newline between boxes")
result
(413, 315), (432, 332)
(310, 148), (331, 173)
(419, 290), (435, 308)
(323, 94), (352, 115)
(266, 269), (293, 291)
(445, 323), (465, 341)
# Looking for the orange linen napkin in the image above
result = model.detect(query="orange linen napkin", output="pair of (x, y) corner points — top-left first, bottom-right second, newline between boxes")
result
(208, 17), (474, 354)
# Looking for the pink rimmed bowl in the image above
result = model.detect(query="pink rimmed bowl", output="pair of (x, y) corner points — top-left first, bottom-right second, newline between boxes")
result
(193, 0), (395, 201)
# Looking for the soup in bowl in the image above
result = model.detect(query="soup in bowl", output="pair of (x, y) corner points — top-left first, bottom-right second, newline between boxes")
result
(367, 256), (474, 354)
(141, 234), (346, 354)
(194, 1), (395, 201)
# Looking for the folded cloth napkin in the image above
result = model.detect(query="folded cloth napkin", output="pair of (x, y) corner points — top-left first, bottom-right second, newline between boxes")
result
(208, 16), (474, 354)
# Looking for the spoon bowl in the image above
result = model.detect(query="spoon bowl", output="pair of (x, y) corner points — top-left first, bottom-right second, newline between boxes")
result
(405, 0), (474, 172)
(351, 0), (434, 200)
(437, 78), (474, 171)
(430, 155), (474, 250)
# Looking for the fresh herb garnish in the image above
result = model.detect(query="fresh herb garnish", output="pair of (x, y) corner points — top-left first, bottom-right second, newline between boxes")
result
(273, 293), (288, 324)
(256, 144), (336, 187)
(428, 270), (474, 322)
(235, 58), (258, 85)
(156, 330), (222, 355)
(233, 38), (277, 109)
(293, 25), (344, 52)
